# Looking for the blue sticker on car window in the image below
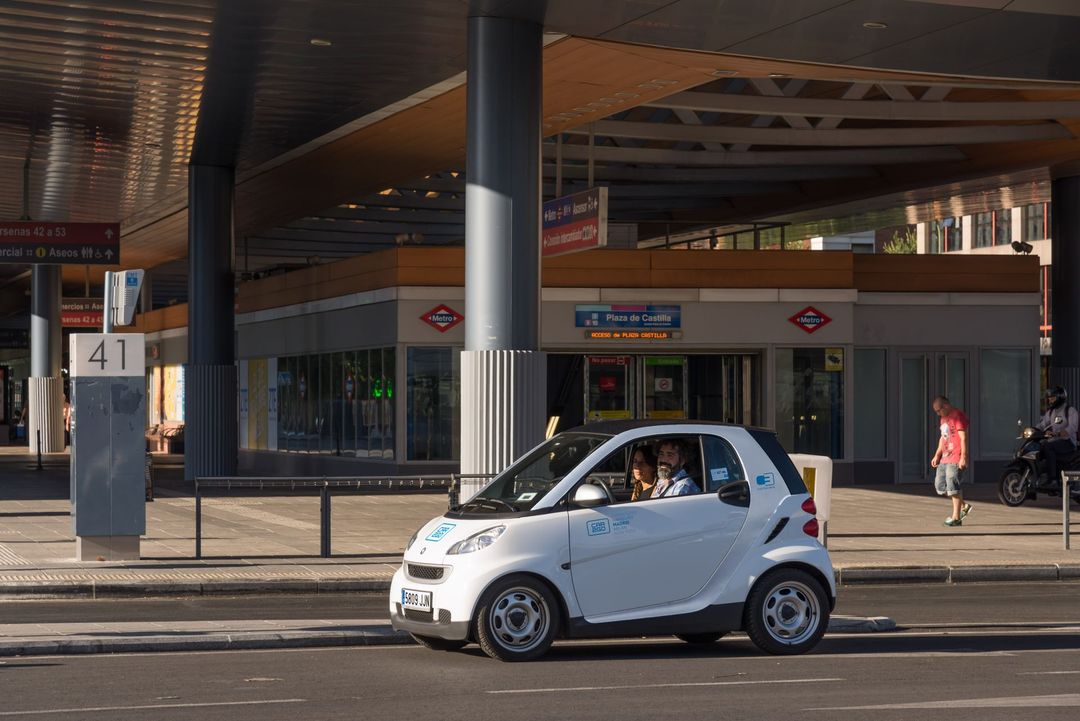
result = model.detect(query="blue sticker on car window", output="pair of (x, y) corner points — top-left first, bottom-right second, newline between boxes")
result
(425, 523), (456, 542)
(755, 473), (775, 489)
(586, 519), (610, 536)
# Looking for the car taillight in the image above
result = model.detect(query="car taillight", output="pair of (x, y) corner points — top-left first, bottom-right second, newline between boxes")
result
(803, 518), (820, 537)
(801, 497), (817, 515)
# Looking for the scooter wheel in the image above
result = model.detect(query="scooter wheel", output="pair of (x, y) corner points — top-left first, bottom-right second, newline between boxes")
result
(998, 469), (1028, 507)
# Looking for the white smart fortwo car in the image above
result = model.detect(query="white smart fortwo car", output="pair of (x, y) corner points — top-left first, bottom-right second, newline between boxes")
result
(390, 421), (835, 661)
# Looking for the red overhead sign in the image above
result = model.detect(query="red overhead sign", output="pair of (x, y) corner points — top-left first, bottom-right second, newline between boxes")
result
(0, 221), (120, 265)
(420, 304), (463, 333)
(788, 306), (832, 334)
(61, 298), (104, 328)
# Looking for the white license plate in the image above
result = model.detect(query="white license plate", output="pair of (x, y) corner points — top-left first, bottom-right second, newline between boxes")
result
(402, 588), (432, 612)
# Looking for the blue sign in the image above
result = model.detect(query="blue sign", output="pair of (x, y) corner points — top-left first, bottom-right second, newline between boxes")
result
(425, 523), (456, 542)
(755, 473), (776, 489)
(575, 304), (681, 329)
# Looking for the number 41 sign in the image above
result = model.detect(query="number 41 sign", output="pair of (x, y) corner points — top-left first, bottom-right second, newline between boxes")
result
(71, 333), (145, 378)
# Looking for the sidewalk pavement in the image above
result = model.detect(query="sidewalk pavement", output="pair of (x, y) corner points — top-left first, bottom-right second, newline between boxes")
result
(3, 454), (1071, 655)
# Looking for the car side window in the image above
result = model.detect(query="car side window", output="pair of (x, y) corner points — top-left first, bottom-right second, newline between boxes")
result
(702, 434), (746, 493)
(581, 445), (630, 501)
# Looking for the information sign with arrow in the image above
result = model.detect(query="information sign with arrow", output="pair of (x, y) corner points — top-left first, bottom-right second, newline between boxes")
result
(0, 221), (120, 265)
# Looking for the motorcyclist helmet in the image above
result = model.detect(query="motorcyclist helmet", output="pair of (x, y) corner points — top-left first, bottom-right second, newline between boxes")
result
(1045, 385), (1068, 409)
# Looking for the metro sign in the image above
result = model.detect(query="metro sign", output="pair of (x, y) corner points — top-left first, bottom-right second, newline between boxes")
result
(788, 306), (832, 334)
(420, 304), (463, 333)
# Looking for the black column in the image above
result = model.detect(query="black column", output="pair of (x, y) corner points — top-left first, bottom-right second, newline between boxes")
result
(184, 164), (237, 481)
(1051, 177), (1080, 392)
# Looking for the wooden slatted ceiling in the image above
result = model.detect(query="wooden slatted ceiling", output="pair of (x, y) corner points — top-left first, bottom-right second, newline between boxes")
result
(118, 36), (1080, 272)
(232, 248), (1038, 315)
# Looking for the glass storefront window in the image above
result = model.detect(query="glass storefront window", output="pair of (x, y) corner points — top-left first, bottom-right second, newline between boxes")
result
(271, 348), (396, 459)
(775, 348), (844, 459)
(854, 349), (886, 459)
(995, 209), (1012, 246)
(407, 347), (460, 460)
(980, 349), (1033, 456)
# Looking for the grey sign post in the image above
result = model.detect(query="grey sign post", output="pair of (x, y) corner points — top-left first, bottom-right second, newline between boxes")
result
(70, 332), (146, 561)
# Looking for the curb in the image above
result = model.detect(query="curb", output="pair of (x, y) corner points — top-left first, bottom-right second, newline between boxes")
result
(2, 564), (1080, 599)
(835, 563), (1080, 585)
(828, 615), (896, 633)
(0, 578), (394, 599)
(0, 616), (894, 657)
(0, 627), (411, 658)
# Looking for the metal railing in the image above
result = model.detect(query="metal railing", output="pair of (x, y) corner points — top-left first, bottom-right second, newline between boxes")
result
(193, 473), (492, 559)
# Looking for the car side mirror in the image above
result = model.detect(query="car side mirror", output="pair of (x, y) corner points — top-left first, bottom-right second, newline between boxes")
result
(572, 483), (610, 508)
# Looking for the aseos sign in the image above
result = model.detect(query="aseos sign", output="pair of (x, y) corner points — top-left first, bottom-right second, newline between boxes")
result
(420, 305), (463, 333)
(0, 221), (120, 265)
(788, 306), (832, 334)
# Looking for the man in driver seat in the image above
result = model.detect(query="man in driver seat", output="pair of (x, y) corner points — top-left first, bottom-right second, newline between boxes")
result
(654, 439), (699, 497)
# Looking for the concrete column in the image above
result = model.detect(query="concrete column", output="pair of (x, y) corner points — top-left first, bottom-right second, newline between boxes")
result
(29, 264), (64, 453)
(184, 164), (237, 481)
(460, 15), (546, 498)
(1050, 177), (1080, 391)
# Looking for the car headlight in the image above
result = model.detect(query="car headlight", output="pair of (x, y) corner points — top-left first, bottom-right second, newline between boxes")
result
(404, 528), (421, 552)
(447, 526), (506, 555)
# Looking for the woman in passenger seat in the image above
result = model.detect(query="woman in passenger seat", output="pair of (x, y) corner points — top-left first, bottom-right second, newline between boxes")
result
(630, 447), (658, 501)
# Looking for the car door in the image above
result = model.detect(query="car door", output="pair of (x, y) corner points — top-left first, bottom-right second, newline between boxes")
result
(567, 433), (751, 618)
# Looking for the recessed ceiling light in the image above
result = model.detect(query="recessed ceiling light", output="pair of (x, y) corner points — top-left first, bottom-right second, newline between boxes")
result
(862, 21), (888, 29)
(712, 69), (738, 77)
(768, 73), (789, 78)
(309, 38), (332, 46)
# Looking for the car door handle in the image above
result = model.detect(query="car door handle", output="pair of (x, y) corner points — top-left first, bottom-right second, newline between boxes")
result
(717, 480), (750, 506)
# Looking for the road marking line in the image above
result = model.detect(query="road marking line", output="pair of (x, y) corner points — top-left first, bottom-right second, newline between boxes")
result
(1018, 670), (1080, 675)
(0, 699), (306, 717)
(488, 678), (844, 695)
(809, 693), (1080, 711)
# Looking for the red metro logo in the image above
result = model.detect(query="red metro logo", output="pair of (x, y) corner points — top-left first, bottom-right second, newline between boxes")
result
(788, 306), (832, 334)
(420, 304), (464, 333)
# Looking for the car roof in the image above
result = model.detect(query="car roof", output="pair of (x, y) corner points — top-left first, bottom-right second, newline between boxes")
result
(565, 419), (776, 436)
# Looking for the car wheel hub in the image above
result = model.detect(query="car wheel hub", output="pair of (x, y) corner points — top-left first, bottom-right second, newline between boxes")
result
(490, 587), (549, 651)
(762, 581), (819, 645)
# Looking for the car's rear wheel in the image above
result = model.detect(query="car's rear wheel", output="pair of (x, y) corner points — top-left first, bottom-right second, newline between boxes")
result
(675, 632), (726, 644)
(474, 574), (559, 662)
(410, 634), (467, 652)
(744, 568), (829, 656)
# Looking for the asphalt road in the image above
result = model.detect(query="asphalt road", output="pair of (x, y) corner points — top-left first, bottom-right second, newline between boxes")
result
(2, 626), (1079, 719)
(2, 583), (1080, 719)
(5, 581), (1080, 626)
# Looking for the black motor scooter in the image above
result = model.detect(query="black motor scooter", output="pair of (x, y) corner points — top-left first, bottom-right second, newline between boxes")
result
(997, 422), (1080, 507)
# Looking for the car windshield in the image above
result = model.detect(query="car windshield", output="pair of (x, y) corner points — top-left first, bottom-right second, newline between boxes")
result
(461, 432), (611, 513)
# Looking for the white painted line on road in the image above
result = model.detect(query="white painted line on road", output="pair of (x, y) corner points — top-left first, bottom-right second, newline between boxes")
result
(809, 693), (1080, 711)
(1018, 670), (1080, 675)
(0, 699), (307, 717)
(488, 677), (844, 695)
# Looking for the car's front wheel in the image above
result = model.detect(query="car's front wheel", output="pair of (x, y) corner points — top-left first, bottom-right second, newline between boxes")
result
(744, 568), (829, 656)
(410, 634), (467, 652)
(474, 574), (559, 662)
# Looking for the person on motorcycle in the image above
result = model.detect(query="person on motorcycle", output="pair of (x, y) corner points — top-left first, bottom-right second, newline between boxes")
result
(1037, 386), (1079, 487)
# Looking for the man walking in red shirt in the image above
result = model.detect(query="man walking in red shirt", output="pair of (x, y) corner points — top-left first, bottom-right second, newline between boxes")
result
(931, 395), (973, 527)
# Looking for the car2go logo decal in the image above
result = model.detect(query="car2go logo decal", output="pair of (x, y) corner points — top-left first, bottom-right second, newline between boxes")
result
(755, 473), (776, 489)
(425, 523), (456, 542)
(586, 519), (611, 536)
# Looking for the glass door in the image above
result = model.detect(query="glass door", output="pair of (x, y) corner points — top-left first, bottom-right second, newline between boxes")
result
(585, 355), (634, 421)
(899, 352), (969, 483)
(900, 354), (929, 482)
(641, 356), (687, 419)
